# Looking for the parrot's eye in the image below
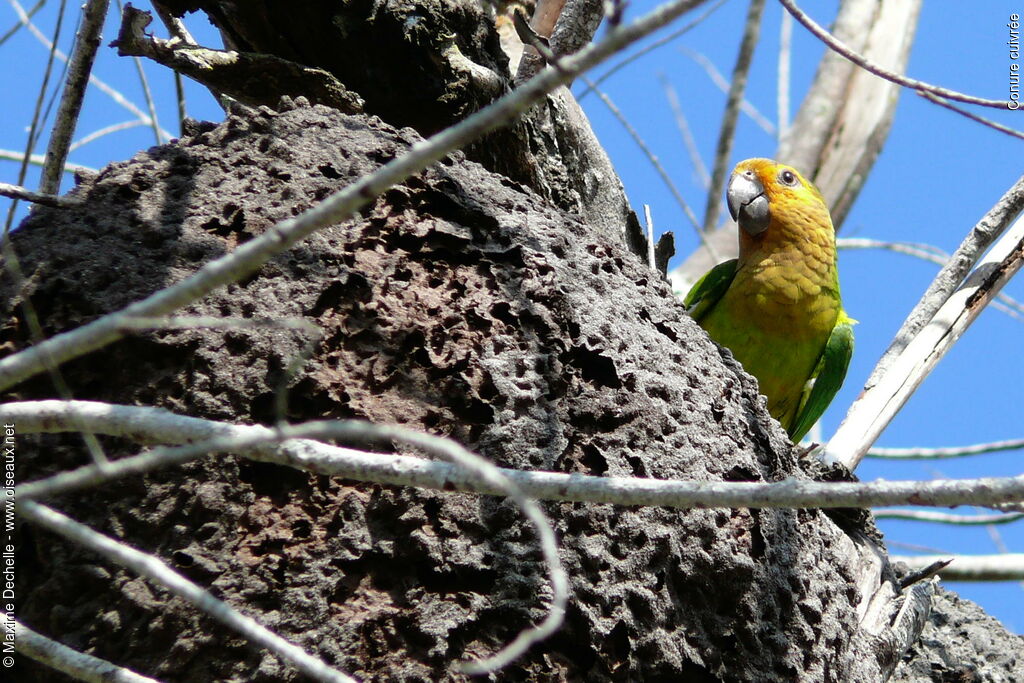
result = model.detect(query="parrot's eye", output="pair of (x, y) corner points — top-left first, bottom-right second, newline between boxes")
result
(779, 169), (798, 186)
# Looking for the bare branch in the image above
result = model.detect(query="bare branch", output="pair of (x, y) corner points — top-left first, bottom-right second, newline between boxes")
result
(867, 439), (1024, 460)
(583, 76), (707, 242)
(777, 8), (792, 140)
(0, 148), (95, 174)
(825, 214), (1024, 468)
(659, 74), (710, 189)
(11, 0), (174, 137)
(0, 0), (714, 394)
(11, 401), (1024, 510)
(4, 0), (69, 235)
(19, 501), (358, 683)
(918, 90), (1024, 140)
(11, 402), (567, 674)
(701, 0), (767, 232)
(891, 554), (1024, 581)
(16, 619), (160, 683)
(873, 509), (1024, 525)
(577, 0), (728, 100)
(864, 175), (1024, 389)
(0, 181), (82, 208)
(39, 0), (112, 194)
(678, 46), (775, 135)
(838, 237), (1024, 323)
(778, 0), (1013, 108)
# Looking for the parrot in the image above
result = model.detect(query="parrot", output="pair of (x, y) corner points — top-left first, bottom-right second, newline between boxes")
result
(684, 158), (855, 443)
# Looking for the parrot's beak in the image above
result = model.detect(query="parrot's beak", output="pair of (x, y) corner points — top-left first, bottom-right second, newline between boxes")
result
(727, 171), (770, 236)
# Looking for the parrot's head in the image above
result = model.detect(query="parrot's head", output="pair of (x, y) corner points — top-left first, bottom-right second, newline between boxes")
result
(726, 158), (831, 242)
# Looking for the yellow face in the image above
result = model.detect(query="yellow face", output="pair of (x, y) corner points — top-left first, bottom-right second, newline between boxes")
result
(728, 159), (828, 232)
(727, 158), (833, 254)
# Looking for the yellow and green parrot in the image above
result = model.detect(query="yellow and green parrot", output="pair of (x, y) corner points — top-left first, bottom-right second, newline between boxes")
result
(684, 158), (855, 443)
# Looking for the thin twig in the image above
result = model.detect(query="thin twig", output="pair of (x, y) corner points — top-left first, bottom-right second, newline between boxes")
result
(12, 0), (174, 137)
(658, 73), (710, 189)
(39, 0), (112, 194)
(701, 0), (767, 232)
(4, 0), (67, 235)
(19, 501), (358, 683)
(778, 0), (1014, 109)
(838, 237), (1024, 324)
(863, 174), (1024, 388)
(0, 148), (94, 174)
(70, 119), (150, 152)
(777, 7), (792, 140)
(873, 509), (1024, 525)
(0, 0), (44, 46)
(115, 0), (163, 144)
(918, 90), (1024, 141)
(12, 400), (1024, 510)
(582, 75), (706, 240)
(576, 0), (728, 99)
(16, 619), (160, 683)
(890, 553), (1024, 581)
(825, 214), (1024, 468)
(0, 0), (715, 394)
(0, 181), (82, 208)
(679, 46), (775, 135)
(867, 439), (1024, 460)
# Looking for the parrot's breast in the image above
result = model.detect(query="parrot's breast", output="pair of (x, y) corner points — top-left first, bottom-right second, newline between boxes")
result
(699, 246), (840, 430)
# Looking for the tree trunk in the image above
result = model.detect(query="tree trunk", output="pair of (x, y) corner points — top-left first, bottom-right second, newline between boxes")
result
(6, 1), (1022, 681)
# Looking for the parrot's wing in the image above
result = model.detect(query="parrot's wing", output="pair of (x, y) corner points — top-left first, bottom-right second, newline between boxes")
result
(683, 259), (738, 322)
(788, 318), (855, 443)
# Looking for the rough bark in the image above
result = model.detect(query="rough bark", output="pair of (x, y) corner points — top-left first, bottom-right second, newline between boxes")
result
(3, 101), (900, 681)
(149, 0), (634, 244)
(891, 586), (1024, 683)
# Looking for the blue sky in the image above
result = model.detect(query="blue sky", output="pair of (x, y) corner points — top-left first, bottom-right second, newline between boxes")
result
(3, 1), (1023, 632)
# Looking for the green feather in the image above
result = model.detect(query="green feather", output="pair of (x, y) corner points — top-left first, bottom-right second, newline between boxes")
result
(787, 319), (855, 443)
(683, 259), (737, 322)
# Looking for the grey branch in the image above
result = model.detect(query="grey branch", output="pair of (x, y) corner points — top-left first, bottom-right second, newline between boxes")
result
(867, 439), (1024, 460)
(826, 199), (1024, 468)
(9, 399), (566, 674)
(873, 509), (1024, 525)
(778, 0), (1012, 108)
(16, 619), (159, 683)
(10, 401), (1024, 510)
(701, 0), (766, 232)
(891, 554), (1024, 581)
(863, 174), (1024, 389)
(111, 5), (364, 113)
(39, 0), (111, 194)
(0, 181), (82, 208)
